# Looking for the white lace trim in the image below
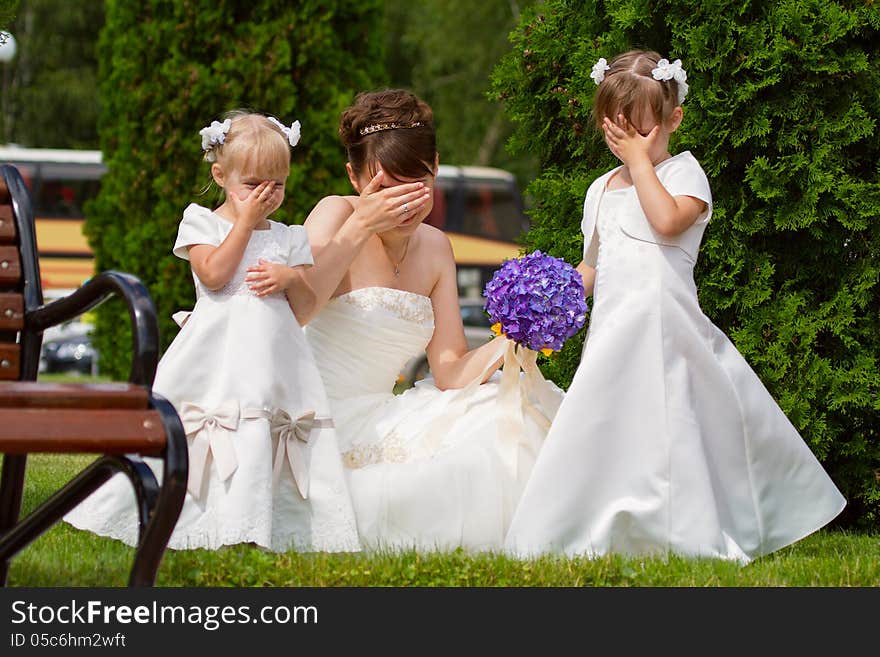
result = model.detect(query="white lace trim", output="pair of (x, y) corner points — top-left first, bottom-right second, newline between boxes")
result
(67, 504), (359, 553)
(309, 484), (362, 553)
(66, 476), (360, 553)
(338, 288), (434, 325)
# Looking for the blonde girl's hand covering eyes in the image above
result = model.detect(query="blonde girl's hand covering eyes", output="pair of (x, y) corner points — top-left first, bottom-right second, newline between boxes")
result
(227, 180), (279, 229)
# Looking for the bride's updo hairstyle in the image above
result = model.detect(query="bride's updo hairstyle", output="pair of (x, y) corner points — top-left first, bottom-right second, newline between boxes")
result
(339, 89), (436, 181)
(592, 50), (680, 129)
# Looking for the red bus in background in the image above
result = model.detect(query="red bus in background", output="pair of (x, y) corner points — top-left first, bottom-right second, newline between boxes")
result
(0, 147), (528, 299)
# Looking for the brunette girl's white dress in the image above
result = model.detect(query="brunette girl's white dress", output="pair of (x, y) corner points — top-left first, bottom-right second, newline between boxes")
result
(304, 286), (564, 552)
(65, 203), (361, 553)
(504, 151), (846, 563)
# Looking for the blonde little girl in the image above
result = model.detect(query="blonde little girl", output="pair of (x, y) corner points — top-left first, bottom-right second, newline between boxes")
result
(66, 111), (360, 553)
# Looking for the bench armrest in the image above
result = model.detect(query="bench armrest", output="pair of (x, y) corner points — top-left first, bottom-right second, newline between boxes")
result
(26, 271), (159, 387)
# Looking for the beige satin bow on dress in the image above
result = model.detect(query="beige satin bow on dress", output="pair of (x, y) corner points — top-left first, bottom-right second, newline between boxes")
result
(269, 409), (334, 499)
(179, 400), (241, 498)
(179, 401), (333, 500)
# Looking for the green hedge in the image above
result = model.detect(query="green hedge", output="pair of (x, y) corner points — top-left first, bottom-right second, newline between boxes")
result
(491, 0), (880, 526)
(0, 1), (17, 35)
(87, 1), (384, 379)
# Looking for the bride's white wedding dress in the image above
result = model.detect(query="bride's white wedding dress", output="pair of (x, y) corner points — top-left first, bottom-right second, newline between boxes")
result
(304, 287), (564, 552)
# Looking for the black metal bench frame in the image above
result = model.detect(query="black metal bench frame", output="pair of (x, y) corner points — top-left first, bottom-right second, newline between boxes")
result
(0, 163), (188, 586)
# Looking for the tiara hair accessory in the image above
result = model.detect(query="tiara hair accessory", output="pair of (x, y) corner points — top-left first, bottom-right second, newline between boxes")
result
(651, 58), (689, 104)
(268, 116), (302, 147)
(359, 121), (424, 136)
(590, 58), (610, 85)
(199, 119), (232, 162)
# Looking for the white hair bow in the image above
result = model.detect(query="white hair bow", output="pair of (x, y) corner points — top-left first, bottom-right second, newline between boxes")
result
(198, 119), (232, 162)
(268, 116), (301, 148)
(590, 57), (611, 85)
(651, 58), (689, 104)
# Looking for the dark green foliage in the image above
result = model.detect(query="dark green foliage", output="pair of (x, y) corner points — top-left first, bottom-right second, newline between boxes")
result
(492, 0), (880, 525)
(0, 0), (101, 147)
(382, 0), (540, 184)
(88, 1), (384, 381)
(0, 0), (17, 33)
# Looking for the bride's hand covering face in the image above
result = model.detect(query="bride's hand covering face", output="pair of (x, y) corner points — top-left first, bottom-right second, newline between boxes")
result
(348, 167), (432, 235)
(295, 88), (506, 387)
(291, 90), (442, 325)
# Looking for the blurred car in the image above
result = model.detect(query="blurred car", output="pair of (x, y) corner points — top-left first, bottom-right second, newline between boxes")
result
(398, 297), (494, 389)
(38, 321), (97, 375)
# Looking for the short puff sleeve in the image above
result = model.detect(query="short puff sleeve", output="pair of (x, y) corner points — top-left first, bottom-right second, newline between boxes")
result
(172, 203), (224, 260)
(657, 152), (713, 224)
(287, 224), (314, 267)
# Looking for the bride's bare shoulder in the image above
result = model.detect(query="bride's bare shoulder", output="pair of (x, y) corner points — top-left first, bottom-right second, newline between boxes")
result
(417, 223), (453, 254)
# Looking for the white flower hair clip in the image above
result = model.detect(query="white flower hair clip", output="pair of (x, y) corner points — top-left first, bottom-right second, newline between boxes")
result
(199, 119), (232, 162)
(268, 116), (302, 148)
(590, 57), (611, 85)
(651, 58), (689, 104)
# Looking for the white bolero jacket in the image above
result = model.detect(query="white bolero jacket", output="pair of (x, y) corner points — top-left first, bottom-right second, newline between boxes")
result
(581, 150), (713, 267)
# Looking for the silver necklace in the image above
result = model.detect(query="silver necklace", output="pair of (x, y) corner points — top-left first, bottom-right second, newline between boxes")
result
(385, 237), (411, 277)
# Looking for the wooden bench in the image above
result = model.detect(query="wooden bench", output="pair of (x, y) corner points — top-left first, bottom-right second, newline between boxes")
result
(0, 163), (188, 587)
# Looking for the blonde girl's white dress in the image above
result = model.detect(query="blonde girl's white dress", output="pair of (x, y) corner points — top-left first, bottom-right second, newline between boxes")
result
(65, 203), (361, 553)
(304, 286), (565, 552)
(504, 151), (846, 563)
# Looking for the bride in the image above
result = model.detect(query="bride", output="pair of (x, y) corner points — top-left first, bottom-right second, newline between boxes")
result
(248, 89), (564, 552)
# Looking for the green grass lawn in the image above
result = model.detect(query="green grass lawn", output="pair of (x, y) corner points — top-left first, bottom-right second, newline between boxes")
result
(36, 372), (113, 383)
(4, 454), (878, 587)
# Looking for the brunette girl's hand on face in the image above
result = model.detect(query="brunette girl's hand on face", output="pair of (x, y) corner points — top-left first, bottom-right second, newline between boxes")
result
(228, 180), (276, 230)
(353, 169), (431, 234)
(602, 114), (659, 167)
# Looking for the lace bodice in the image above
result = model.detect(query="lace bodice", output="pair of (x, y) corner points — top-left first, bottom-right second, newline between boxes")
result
(335, 286), (434, 324)
(172, 204), (313, 302)
(193, 227), (287, 300)
(305, 287), (435, 399)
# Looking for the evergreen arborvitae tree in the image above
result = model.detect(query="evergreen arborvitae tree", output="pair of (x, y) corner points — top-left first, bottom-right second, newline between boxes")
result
(491, 0), (880, 526)
(88, 1), (384, 380)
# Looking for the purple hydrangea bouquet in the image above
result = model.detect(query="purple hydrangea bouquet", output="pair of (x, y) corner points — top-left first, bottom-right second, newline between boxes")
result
(483, 250), (588, 355)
